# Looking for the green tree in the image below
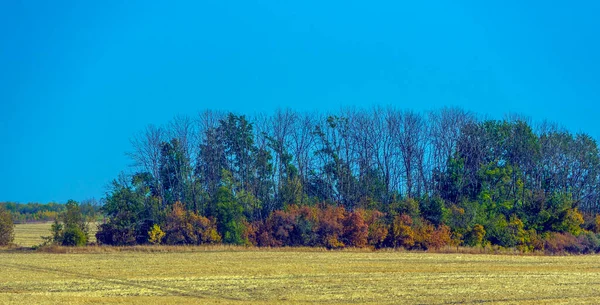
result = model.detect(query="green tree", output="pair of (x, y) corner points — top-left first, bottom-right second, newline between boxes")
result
(51, 200), (89, 246)
(0, 206), (14, 246)
(219, 113), (256, 191)
(215, 171), (246, 244)
(420, 196), (446, 226)
(96, 174), (162, 245)
(159, 138), (192, 206)
(197, 126), (227, 207)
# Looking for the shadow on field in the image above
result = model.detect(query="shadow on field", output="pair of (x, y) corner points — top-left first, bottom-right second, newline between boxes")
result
(0, 262), (240, 301)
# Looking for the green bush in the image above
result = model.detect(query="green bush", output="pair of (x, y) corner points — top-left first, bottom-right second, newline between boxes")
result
(61, 226), (87, 246)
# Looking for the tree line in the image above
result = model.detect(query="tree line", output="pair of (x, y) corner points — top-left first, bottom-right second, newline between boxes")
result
(89, 107), (600, 253)
(0, 201), (100, 223)
(2, 107), (600, 253)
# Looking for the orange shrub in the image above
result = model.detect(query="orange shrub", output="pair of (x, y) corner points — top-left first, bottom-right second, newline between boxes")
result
(428, 224), (452, 250)
(342, 210), (368, 248)
(163, 202), (187, 244)
(271, 210), (297, 245)
(187, 213), (221, 244)
(254, 210), (289, 247)
(318, 206), (346, 249)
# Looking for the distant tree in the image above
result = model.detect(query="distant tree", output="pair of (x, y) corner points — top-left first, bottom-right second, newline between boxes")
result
(79, 198), (101, 220)
(196, 112), (227, 213)
(128, 125), (164, 202)
(0, 201), (66, 223)
(0, 206), (14, 246)
(159, 138), (192, 206)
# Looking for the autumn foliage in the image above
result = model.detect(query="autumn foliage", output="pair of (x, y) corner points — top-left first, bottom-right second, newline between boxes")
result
(93, 197), (600, 254)
(90, 110), (600, 255)
(392, 214), (415, 249)
(237, 206), (453, 250)
(163, 202), (221, 245)
(342, 210), (369, 248)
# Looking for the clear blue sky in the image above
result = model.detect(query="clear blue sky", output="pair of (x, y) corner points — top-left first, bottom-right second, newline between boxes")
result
(1, 1), (599, 203)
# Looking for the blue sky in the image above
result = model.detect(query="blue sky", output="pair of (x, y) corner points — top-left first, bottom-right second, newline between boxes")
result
(1, 1), (599, 203)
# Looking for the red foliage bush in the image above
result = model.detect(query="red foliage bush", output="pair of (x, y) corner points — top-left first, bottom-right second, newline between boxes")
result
(249, 205), (376, 249)
(342, 209), (368, 248)
(428, 224), (452, 250)
(318, 206), (346, 249)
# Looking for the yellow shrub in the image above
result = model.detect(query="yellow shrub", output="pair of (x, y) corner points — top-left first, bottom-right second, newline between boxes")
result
(148, 224), (165, 245)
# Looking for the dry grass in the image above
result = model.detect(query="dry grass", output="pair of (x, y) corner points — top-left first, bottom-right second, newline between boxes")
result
(1, 248), (600, 304)
(3, 223), (600, 304)
(13, 222), (98, 247)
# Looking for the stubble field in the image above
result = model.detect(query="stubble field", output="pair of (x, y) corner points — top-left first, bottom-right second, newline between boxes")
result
(2, 223), (600, 304)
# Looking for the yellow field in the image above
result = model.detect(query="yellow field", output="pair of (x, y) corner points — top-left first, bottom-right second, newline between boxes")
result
(13, 222), (98, 247)
(1, 248), (600, 304)
(3, 223), (600, 304)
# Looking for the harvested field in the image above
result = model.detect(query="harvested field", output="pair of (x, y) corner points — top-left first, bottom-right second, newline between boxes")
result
(0, 248), (599, 304)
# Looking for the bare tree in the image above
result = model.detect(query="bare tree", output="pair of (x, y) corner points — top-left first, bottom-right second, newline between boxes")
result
(290, 111), (318, 195)
(428, 107), (473, 194)
(388, 109), (427, 198)
(268, 109), (297, 190)
(128, 124), (164, 201)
